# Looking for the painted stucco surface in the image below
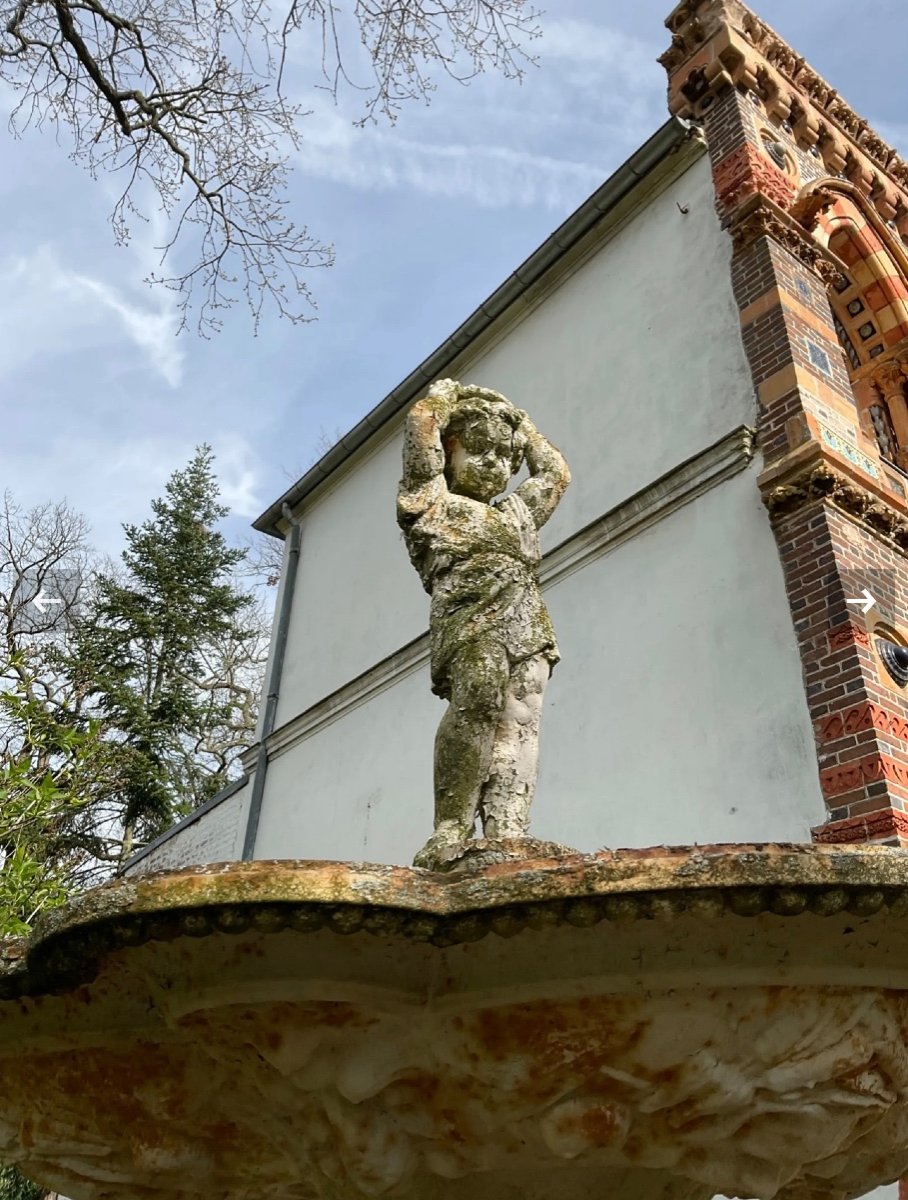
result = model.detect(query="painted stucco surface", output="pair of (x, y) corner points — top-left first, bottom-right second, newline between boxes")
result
(138, 146), (823, 872)
(532, 461), (824, 850)
(274, 152), (754, 724)
(255, 666), (434, 864)
(253, 459), (824, 864)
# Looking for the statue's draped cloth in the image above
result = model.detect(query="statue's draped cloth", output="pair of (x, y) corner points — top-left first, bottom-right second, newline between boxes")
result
(398, 480), (558, 699)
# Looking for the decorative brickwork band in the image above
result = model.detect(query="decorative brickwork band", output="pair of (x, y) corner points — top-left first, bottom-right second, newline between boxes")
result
(826, 623), (871, 653)
(813, 807), (908, 844)
(820, 753), (908, 799)
(713, 143), (796, 214)
(818, 701), (908, 743)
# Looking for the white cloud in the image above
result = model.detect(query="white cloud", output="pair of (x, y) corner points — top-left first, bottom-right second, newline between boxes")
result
(210, 434), (264, 518)
(292, 16), (664, 211)
(297, 110), (606, 209)
(0, 245), (183, 386)
(69, 273), (183, 387)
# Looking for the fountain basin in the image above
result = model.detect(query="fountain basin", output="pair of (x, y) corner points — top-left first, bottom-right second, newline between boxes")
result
(2, 843), (908, 1200)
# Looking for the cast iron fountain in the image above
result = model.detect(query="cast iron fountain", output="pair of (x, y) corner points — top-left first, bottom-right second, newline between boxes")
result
(3, 845), (908, 1199)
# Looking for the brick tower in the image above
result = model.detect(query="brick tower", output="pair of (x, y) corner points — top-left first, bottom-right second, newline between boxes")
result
(662, 1), (908, 851)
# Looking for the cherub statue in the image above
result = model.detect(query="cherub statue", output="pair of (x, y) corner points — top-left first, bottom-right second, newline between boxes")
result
(397, 379), (570, 869)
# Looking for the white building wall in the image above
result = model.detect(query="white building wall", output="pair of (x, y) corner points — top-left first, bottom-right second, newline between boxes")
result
(275, 154), (756, 725)
(253, 457), (824, 863)
(248, 147), (826, 864)
(133, 143), (826, 876)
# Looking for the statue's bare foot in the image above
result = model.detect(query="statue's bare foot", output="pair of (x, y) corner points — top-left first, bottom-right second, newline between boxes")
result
(412, 822), (472, 870)
(416, 834), (580, 873)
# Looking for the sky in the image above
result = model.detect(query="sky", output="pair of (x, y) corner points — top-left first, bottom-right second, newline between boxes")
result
(3, 0), (908, 563)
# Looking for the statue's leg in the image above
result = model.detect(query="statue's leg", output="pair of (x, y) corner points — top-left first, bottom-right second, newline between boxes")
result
(413, 641), (509, 869)
(479, 653), (549, 840)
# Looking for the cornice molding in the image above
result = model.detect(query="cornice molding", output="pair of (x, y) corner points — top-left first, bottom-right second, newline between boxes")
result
(540, 424), (755, 591)
(728, 193), (845, 284)
(662, 0), (908, 229)
(761, 456), (908, 553)
(264, 425), (756, 762)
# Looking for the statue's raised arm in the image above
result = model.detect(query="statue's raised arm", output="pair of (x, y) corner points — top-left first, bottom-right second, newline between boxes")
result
(398, 382), (455, 493)
(513, 412), (571, 530)
(397, 381), (455, 526)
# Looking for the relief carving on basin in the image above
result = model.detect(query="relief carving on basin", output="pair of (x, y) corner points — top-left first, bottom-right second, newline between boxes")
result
(3, 844), (908, 1200)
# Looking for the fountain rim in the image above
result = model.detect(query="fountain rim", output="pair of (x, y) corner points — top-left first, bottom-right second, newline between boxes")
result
(4, 841), (908, 998)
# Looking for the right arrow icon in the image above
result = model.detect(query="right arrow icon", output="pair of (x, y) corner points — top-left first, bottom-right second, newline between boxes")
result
(845, 587), (876, 615)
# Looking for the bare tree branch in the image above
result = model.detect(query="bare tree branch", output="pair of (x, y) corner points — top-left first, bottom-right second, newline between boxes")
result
(1, 0), (539, 332)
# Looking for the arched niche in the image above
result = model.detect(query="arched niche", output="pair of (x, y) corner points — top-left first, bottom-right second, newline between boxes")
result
(795, 179), (908, 471)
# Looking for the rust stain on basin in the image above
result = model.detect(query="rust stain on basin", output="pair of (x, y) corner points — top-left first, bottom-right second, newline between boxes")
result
(3, 844), (908, 1200)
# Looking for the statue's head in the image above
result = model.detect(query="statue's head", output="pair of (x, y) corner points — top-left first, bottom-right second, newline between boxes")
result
(440, 386), (524, 503)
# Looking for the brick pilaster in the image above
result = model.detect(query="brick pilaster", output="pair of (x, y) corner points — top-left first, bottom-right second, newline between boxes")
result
(662, 0), (908, 844)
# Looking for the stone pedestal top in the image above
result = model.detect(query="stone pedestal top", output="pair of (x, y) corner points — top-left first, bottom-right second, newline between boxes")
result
(4, 843), (908, 1199)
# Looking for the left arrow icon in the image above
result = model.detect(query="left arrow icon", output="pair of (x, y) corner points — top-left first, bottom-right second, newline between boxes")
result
(845, 587), (876, 615)
(32, 589), (63, 614)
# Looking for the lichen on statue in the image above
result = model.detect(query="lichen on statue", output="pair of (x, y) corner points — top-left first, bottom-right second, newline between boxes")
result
(397, 379), (570, 870)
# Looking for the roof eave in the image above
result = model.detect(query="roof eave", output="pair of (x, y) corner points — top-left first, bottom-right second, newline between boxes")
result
(253, 116), (698, 538)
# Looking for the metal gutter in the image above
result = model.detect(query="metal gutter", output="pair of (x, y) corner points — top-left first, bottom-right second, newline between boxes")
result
(253, 116), (698, 537)
(241, 503), (303, 859)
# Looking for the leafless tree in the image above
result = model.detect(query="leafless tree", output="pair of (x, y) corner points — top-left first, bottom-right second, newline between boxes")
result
(0, 494), (116, 903)
(241, 534), (284, 587)
(1, 0), (540, 332)
(0, 492), (93, 715)
(0, 491), (270, 883)
(171, 595), (270, 808)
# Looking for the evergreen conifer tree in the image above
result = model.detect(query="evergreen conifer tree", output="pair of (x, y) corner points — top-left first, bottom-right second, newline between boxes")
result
(70, 446), (253, 860)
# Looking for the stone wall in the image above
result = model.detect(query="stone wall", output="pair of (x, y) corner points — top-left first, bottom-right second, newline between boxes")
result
(124, 780), (250, 876)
